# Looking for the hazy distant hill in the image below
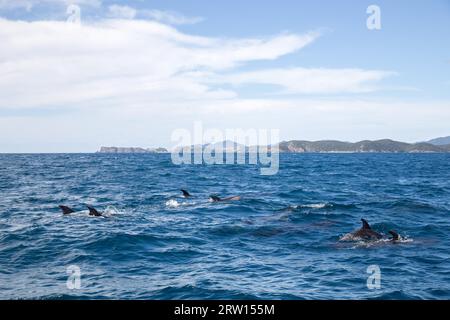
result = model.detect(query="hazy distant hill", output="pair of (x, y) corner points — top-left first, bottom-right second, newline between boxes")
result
(180, 139), (450, 153)
(426, 136), (450, 146)
(278, 139), (448, 153)
(98, 138), (450, 154)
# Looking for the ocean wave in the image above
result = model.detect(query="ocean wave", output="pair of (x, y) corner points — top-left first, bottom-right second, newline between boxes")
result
(293, 203), (332, 209)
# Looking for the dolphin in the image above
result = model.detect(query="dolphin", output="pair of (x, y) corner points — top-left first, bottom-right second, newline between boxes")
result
(389, 230), (400, 241)
(181, 189), (191, 198)
(209, 195), (241, 202)
(342, 219), (403, 243)
(344, 218), (383, 241)
(59, 205), (104, 217)
(59, 205), (75, 215)
(87, 205), (103, 217)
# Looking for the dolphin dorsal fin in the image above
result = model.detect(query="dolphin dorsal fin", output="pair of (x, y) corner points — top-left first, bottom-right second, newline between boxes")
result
(59, 205), (75, 215)
(181, 189), (191, 197)
(87, 206), (102, 217)
(361, 219), (371, 229)
(210, 195), (221, 202)
(389, 230), (399, 241)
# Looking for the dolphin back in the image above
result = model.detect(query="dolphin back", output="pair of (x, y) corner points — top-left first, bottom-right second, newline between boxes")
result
(209, 195), (221, 202)
(181, 189), (191, 197)
(59, 205), (75, 215)
(87, 206), (102, 217)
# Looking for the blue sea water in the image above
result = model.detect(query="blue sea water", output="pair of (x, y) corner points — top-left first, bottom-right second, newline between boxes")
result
(0, 153), (449, 300)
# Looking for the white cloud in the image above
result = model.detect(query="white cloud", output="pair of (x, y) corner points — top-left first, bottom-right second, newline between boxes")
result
(0, 18), (319, 109)
(216, 68), (395, 94)
(142, 9), (204, 25)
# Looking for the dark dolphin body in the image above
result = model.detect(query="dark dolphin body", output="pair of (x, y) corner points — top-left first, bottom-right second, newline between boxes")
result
(179, 190), (241, 202)
(352, 218), (383, 240)
(342, 219), (401, 242)
(389, 230), (400, 241)
(209, 195), (241, 202)
(59, 205), (75, 215)
(181, 189), (191, 198)
(87, 205), (103, 217)
(58, 205), (103, 217)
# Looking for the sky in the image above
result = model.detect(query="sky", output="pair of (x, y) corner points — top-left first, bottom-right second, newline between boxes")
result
(0, 0), (449, 152)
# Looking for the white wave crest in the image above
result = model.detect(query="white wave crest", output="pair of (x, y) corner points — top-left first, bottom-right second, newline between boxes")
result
(165, 199), (180, 208)
(303, 203), (330, 209)
(289, 203), (331, 210)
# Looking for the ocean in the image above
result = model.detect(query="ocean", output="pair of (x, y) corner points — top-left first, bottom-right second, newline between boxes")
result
(0, 153), (449, 299)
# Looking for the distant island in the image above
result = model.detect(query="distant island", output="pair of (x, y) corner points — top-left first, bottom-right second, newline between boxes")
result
(425, 136), (450, 146)
(98, 136), (450, 154)
(277, 139), (450, 153)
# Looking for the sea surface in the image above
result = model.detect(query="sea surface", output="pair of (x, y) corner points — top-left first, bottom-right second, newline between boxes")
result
(0, 153), (449, 300)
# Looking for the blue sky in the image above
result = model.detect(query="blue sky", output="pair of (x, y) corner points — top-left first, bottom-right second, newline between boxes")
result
(0, 0), (449, 152)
